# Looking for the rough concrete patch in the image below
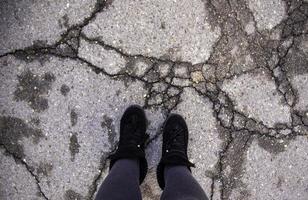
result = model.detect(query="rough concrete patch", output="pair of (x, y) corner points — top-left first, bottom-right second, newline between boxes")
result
(174, 63), (190, 78)
(218, 106), (234, 128)
(247, 0), (286, 30)
(145, 83), (183, 111)
(83, 0), (221, 64)
(78, 38), (126, 75)
(157, 62), (171, 78)
(0, 116), (43, 159)
(145, 83), (166, 108)
(125, 57), (152, 77)
(233, 113), (247, 130)
(222, 71), (291, 127)
(191, 71), (205, 84)
(142, 65), (162, 83)
(14, 70), (55, 112)
(172, 78), (191, 87)
(202, 64), (216, 82)
(245, 21), (256, 35)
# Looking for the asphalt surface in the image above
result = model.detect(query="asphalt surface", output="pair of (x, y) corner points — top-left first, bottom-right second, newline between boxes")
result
(0, 0), (308, 199)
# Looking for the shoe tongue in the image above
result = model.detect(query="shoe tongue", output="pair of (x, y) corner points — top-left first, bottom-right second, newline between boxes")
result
(166, 129), (185, 152)
(130, 115), (138, 124)
(172, 139), (183, 149)
(170, 143), (185, 153)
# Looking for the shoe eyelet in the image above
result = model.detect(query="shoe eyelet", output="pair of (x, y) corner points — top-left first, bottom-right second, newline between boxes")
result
(166, 150), (169, 153)
(137, 144), (140, 148)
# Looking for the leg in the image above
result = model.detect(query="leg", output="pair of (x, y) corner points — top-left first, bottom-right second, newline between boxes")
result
(161, 165), (208, 200)
(157, 114), (208, 200)
(95, 159), (142, 200)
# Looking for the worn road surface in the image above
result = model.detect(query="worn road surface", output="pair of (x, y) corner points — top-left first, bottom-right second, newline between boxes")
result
(0, 0), (308, 199)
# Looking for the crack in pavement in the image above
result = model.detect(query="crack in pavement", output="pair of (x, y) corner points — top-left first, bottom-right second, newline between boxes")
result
(0, 0), (307, 199)
(85, 147), (116, 200)
(0, 144), (49, 200)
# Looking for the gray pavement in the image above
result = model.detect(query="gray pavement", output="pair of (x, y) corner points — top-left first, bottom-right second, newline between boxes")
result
(0, 0), (307, 200)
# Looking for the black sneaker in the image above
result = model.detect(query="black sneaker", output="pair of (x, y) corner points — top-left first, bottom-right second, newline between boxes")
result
(157, 114), (195, 189)
(108, 105), (149, 184)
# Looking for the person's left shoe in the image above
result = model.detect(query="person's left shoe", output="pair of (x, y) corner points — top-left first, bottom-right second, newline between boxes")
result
(108, 105), (149, 184)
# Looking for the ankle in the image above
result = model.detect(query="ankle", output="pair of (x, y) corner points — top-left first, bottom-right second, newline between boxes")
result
(164, 165), (190, 174)
(114, 158), (140, 167)
(164, 165), (191, 182)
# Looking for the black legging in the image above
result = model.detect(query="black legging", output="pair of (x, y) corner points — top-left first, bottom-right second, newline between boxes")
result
(95, 159), (208, 200)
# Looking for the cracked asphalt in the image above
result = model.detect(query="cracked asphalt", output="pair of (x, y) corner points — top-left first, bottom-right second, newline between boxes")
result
(0, 0), (307, 199)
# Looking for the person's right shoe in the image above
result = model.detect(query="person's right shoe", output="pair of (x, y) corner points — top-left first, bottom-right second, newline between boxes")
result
(108, 105), (149, 184)
(156, 114), (195, 189)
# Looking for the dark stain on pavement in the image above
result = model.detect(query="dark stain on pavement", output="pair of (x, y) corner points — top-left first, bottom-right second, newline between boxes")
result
(14, 40), (51, 64)
(14, 70), (55, 112)
(276, 176), (285, 188)
(0, 116), (43, 159)
(96, 0), (114, 10)
(115, 89), (121, 96)
(69, 132), (80, 162)
(64, 189), (83, 200)
(257, 136), (291, 154)
(101, 115), (116, 147)
(70, 109), (78, 126)
(1, 57), (8, 67)
(30, 117), (40, 126)
(60, 84), (70, 96)
(37, 162), (53, 177)
(58, 14), (70, 28)
(160, 21), (166, 29)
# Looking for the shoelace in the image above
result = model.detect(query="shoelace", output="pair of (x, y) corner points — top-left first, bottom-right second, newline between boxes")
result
(165, 127), (185, 152)
(122, 115), (144, 145)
